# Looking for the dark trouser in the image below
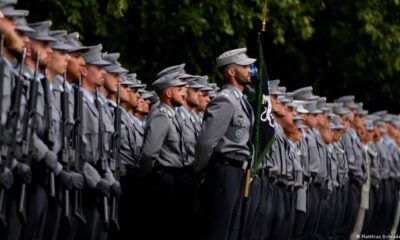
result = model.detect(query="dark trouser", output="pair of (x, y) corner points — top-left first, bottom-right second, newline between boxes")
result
(200, 162), (244, 240)
(380, 180), (395, 234)
(0, 182), (24, 240)
(268, 183), (296, 240)
(57, 188), (84, 240)
(43, 185), (65, 240)
(337, 181), (350, 238)
(142, 167), (196, 240)
(343, 181), (361, 237)
(315, 187), (330, 240)
(76, 187), (108, 240)
(363, 184), (380, 234)
(244, 174), (275, 240)
(20, 163), (49, 240)
(112, 168), (140, 240)
(301, 183), (321, 240)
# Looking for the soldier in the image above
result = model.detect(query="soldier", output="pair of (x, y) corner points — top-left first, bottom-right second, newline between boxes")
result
(264, 79), (287, 240)
(139, 71), (189, 239)
(335, 96), (366, 237)
(108, 74), (141, 240)
(43, 29), (84, 240)
(292, 87), (321, 239)
(0, 2), (31, 239)
(195, 48), (255, 240)
(55, 31), (89, 240)
(19, 20), (72, 240)
(77, 44), (112, 240)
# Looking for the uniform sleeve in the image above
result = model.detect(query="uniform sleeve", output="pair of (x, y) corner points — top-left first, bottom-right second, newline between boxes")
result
(139, 113), (169, 174)
(194, 95), (234, 172)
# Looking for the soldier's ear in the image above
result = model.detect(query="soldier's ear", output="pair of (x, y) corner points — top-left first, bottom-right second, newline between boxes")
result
(227, 67), (235, 78)
(81, 67), (87, 77)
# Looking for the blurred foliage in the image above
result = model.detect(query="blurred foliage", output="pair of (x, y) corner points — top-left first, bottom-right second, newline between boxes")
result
(17, 0), (400, 112)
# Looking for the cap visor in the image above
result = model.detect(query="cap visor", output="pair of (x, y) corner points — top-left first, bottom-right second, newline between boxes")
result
(67, 46), (89, 53)
(87, 59), (110, 66)
(2, 9), (29, 17)
(235, 57), (257, 66)
(51, 43), (75, 51)
(30, 36), (57, 42)
(15, 25), (35, 33)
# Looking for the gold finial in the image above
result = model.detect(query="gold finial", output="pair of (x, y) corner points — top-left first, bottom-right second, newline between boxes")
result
(261, 0), (269, 32)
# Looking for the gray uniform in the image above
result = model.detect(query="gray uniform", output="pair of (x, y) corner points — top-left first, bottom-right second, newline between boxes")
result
(141, 103), (186, 173)
(305, 128), (320, 178)
(130, 114), (145, 150)
(312, 128), (328, 185)
(119, 108), (140, 171)
(334, 141), (349, 186)
(266, 124), (286, 177)
(195, 84), (254, 171)
(374, 139), (390, 181)
(176, 106), (198, 166)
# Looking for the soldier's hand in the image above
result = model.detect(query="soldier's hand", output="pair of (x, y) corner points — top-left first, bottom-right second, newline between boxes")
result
(110, 181), (121, 199)
(14, 162), (32, 184)
(43, 151), (62, 174)
(0, 168), (14, 190)
(70, 172), (84, 189)
(57, 170), (73, 190)
(95, 179), (110, 197)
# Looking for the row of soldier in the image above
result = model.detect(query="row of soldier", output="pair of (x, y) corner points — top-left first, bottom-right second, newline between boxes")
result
(0, 0), (400, 240)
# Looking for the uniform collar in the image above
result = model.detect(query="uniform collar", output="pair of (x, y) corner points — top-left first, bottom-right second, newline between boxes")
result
(159, 103), (175, 117)
(107, 98), (117, 108)
(81, 87), (94, 103)
(178, 106), (191, 119)
(224, 84), (243, 98)
(130, 114), (143, 127)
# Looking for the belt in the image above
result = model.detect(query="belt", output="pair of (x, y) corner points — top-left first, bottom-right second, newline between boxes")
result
(276, 181), (295, 192)
(221, 158), (248, 170)
(154, 165), (194, 174)
(213, 153), (249, 170)
(221, 152), (250, 162)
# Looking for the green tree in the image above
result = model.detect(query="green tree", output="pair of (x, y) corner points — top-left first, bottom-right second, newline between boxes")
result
(18, 0), (400, 112)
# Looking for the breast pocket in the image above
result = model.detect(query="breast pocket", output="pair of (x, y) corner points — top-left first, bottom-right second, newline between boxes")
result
(167, 129), (180, 142)
(229, 114), (248, 142)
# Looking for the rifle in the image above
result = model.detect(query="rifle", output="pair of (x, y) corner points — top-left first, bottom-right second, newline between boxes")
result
(40, 72), (56, 198)
(60, 71), (71, 223)
(4, 48), (27, 224)
(19, 52), (40, 222)
(110, 83), (121, 231)
(94, 88), (109, 231)
(71, 75), (86, 223)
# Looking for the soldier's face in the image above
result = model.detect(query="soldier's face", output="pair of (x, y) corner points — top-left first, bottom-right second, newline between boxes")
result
(85, 64), (106, 87)
(332, 129), (342, 141)
(48, 49), (70, 75)
(104, 72), (120, 94)
(304, 113), (317, 127)
(171, 86), (187, 107)
(285, 106), (295, 122)
(29, 39), (53, 68)
(347, 109), (355, 123)
(141, 99), (151, 113)
(186, 88), (200, 108)
(67, 51), (85, 82)
(120, 84), (131, 103)
(197, 90), (210, 112)
(15, 31), (30, 56)
(129, 88), (140, 108)
(234, 65), (251, 85)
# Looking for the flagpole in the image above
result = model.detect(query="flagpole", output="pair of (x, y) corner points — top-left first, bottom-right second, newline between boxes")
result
(238, 1), (270, 239)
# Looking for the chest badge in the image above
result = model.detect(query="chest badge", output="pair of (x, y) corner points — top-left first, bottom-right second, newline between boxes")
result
(235, 129), (243, 138)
